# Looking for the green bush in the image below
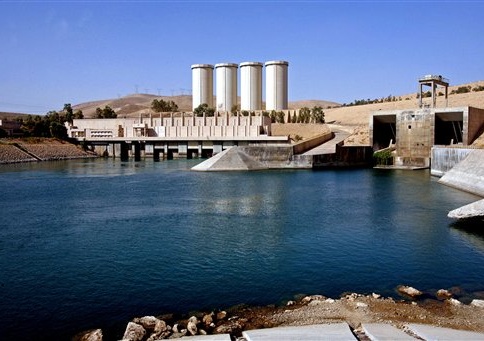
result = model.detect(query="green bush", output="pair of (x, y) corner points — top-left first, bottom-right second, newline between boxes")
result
(373, 149), (394, 166)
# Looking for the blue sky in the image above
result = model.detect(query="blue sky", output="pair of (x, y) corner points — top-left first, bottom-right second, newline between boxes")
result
(1, 0), (483, 114)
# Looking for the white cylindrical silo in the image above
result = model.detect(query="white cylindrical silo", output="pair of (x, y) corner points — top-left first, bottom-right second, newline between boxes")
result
(191, 64), (214, 110)
(240, 62), (263, 111)
(215, 63), (238, 112)
(265, 60), (289, 111)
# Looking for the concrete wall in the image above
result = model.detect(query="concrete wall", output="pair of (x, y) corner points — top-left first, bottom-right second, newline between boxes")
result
(292, 132), (334, 155)
(67, 114), (272, 139)
(431, 146), (474, 177)
(395, 109), (434, 160)
(468, 107), (484, 144)
(313, 144), (373, 168)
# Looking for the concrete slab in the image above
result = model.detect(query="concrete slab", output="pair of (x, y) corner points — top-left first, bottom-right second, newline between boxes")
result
(448, 198), (484, 219)
(362, 323), (416, 340)
(405, 323), (484, 340)
(242, 323), (356, 340)
(180, 334), (231, 340)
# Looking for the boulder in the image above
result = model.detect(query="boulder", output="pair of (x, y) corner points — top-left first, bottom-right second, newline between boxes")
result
(202, 313), (214, 326)
(187, 316), (198, 335)
(122, 322), (146, 341)
(436, 289), (453, 299)
(216, 311), (227, 320)
(470, 299), (484, 308)
(447, 298), (462, 306)
(74, 329), (103, 341)
(397, 285), (423, 298)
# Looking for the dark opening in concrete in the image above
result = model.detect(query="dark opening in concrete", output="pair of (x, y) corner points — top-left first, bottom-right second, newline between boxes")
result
(435, 111), (463, 145)
(373, 114), (396, 151)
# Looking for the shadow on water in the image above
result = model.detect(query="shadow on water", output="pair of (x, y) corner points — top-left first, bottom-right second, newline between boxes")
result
(449, 218), (484, 254)
(450, 218), (484, 235)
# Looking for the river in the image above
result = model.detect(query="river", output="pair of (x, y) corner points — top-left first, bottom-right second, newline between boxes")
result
(0, 159), (483, 340)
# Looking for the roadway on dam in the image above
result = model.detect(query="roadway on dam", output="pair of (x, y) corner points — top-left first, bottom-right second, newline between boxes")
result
(302, 130), (350, 156)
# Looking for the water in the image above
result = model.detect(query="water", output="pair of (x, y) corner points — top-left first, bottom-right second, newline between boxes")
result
(1, 159), (483, 340)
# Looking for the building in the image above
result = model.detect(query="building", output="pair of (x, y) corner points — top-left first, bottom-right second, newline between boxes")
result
(65, 112), (287, 159)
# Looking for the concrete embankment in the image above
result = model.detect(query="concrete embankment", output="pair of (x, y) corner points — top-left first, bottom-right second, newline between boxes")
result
(438, 149), (484, 197)
(436, 148), (484, 219)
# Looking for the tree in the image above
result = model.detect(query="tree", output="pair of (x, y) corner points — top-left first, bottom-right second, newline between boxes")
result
(193, 103), (215, 117)
(95, 105), (117, 118)
(152, 99), (178, 112)
(50, 121), (67, 139)
(276, 111), (285, 123)
(298, 107), (311, 123)
(73, 109), (84, 119)
(231, 104), (240, 114)
(64, 103), (74, 123)
(311, 106), (325, 124)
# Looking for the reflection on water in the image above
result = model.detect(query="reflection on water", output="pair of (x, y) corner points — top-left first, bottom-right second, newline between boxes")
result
(0, 160), (484, 341)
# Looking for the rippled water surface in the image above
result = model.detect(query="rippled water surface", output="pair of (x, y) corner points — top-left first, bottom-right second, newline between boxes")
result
(1, 159), (483, 340)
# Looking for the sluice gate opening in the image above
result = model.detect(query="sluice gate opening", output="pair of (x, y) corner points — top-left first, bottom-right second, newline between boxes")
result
(372, 114), (396, 151)
(434, 111), (464, 145)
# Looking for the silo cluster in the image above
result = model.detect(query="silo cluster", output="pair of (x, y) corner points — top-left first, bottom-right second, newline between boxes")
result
(191, 61), (289, 112)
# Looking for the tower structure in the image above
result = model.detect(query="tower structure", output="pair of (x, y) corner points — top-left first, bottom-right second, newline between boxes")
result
(265, 60), (289, 111)
(191, 64), (214, 110)
(240, 62), (263, 111)
(418, 75), (449, 108)
(215, 63), (238, 112)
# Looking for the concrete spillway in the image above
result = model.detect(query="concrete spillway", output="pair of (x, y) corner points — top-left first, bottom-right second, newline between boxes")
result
(191, 147), (267, 171)
(439, 149), (484, 197)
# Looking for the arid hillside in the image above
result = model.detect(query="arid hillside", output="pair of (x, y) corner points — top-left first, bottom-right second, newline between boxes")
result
(72, 95), (339, 118)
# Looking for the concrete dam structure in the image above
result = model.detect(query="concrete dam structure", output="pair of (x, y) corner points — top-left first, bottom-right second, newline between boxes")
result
(370, 106), (484, 168)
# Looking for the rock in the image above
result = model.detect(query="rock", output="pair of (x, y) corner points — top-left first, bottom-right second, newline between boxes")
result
(447, 298), (462, 306)
(356, 302), (368, 309)
(216, 311), (227, 320)
(286, 300), (296, 306)
(325, 298), (335, 303)
(397, 285), (423, 298)
(199, 329), (207, 335)
(187, 316), (198, 335)
(470, 299), (484, 308)
(135, 316), (168, 334)
(168, 331), (187, 339)
(436, 289), (453, 299)
(215, 321), (242, 334)
(202, 313), (213, 326)
(122, 322), (146, 341)
(73, 329), (103, 341)
(372, 293), (381, 299)
(302, 295), (325, 303)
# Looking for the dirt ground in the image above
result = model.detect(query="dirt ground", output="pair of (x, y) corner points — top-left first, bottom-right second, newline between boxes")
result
(225, 293), (484, 338)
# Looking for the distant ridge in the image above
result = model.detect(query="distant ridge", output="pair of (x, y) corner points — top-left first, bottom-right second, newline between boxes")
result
(1, 80), (483, 124)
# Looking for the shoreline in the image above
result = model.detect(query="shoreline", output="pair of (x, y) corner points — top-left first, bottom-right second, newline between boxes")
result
(0, 138), (98, 164)
(74, 287), (484, 341)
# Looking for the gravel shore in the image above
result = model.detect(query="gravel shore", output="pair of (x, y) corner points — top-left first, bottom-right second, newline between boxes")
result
(0, 138), (97, 164)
